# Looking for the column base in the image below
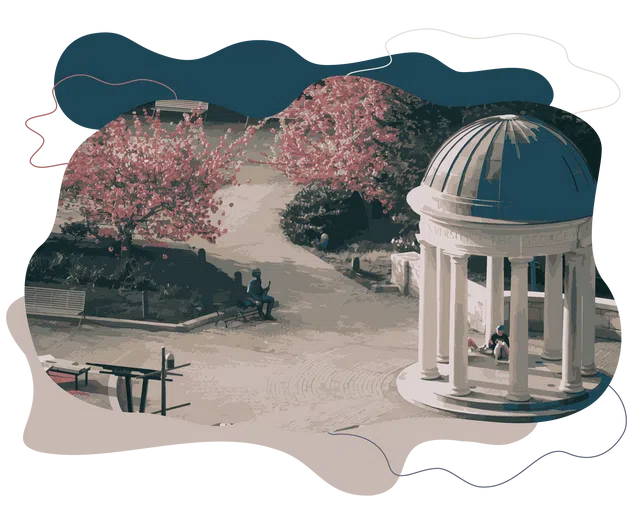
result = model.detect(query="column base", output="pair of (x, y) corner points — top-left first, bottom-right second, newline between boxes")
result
(437, 355), (449, 364)
(541, 349), (562, 361)
(449, 386), (471, 397)
(420, 368), (442, 380)
(506, 390), (531, 402)
(581, 364), (598, 377)
(559, 381), (585, 394)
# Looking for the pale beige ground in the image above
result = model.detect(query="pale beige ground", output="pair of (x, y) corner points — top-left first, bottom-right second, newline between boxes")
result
(16, 121), (620, 494)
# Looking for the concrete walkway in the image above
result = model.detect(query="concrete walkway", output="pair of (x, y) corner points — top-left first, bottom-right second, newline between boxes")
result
(32, 125), (621, 432)
(34, 131), (448, 431)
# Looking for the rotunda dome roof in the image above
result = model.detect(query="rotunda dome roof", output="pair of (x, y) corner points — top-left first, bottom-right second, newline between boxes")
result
(419, 114), (596, 223)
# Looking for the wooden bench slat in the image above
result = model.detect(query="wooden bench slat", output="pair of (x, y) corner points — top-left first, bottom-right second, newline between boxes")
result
(153, 100), (208, 113)
(26, 307), (82, 316)
(35, 297), (84, 305)
(39, 290), (85, 296)
(25, 286), (86, 324)
(155, 100), (205, 106)
(27, 303), (84, 310)
(27, 298), (83, 306)
(28, 295), (83, 303)
(27, 301), (84, 308)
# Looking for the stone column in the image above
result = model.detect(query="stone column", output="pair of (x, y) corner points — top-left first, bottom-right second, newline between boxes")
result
(507, 257), (532, 402)
(437, 248), (451, 363)
(580, 247), (598, 376)
(542, 254), (563, 361)
(447, 251), (470, 396)
(418, 241), (440, 380)
(485, 256), (505, 336)
(560, 252), (585, 393)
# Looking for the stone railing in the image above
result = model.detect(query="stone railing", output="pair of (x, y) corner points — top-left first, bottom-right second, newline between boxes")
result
(391, 252), (620, 341)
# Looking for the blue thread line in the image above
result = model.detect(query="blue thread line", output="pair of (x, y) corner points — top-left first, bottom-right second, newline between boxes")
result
(327, 432), (401, 477)
(328, 378), (631, 490)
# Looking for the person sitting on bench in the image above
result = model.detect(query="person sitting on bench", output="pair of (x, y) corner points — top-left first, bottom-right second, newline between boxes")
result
(247, 268), (276, 321)
(468, 324), (510, 361)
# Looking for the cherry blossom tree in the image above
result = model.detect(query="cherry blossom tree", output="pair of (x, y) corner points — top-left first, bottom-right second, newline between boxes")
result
(60, 109), (257, 253)
(264, 76), (400, 211)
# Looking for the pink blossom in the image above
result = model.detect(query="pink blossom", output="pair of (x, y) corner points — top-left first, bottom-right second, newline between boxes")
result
(162, 253), (168, 260)
(108, 247), (114, 252)
(266, 76), (399, 208)
(60, 110), (261, 247)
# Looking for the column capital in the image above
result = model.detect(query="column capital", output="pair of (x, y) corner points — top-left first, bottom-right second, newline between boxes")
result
(574, 246), (593, 258)
(443, 250), (469, 263)
(415, 234), (434, 248)
(508, 256), (533, 267)
(563, 251), (584, 265)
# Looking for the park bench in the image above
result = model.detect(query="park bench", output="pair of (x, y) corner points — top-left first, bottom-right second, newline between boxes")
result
(152, 100), (209, 120)
(38, 354), (91, 391)
(212, 289), (262, 328)
(25, 286), (86, 327)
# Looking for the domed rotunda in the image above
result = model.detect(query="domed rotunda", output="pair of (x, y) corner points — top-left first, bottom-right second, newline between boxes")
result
(398, 114), (602, 420)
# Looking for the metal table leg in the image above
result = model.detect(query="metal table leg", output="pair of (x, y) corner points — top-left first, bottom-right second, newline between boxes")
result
(139, 378), (149, 413)
(125, 376), (133, 412)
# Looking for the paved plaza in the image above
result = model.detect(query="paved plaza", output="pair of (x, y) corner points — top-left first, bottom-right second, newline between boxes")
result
(30, 312), (620, 431)
(28, 127), (621, 431)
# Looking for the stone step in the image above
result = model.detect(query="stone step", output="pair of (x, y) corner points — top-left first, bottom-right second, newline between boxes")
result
(435, 389), (589, 412)
(371, 283), (400, 293)
(425, 397), (577, 423)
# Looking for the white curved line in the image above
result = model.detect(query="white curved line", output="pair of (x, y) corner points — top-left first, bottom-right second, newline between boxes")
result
(345, 55), (393, 76)
(376, 24), (624, 121)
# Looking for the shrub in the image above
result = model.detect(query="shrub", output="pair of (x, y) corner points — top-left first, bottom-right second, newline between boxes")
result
(47, 252), (71, 278)
(65, 255), (105, 287)
(26, 253), (49, 282)
(60, 221), (93, 241)
(119, 259), (157, 292)
(389, 211), (419, 252)
(95, 258), (157, 291)
(158, 282), (191, 299)
(280, 184), (369, 249)
(185, 290), (205, 318)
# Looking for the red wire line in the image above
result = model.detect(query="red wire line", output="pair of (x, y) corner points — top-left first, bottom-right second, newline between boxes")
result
(22, 74), (178, 172)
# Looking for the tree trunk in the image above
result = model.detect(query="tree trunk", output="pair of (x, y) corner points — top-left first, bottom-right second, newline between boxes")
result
(122, 233), (133, 256)
(117, 233), (133, 272)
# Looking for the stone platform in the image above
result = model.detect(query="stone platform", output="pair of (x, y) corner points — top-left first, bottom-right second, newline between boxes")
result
(397, 351), (609, 422)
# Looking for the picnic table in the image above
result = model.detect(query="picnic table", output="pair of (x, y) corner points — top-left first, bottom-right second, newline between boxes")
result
(38, 354), (91, 390)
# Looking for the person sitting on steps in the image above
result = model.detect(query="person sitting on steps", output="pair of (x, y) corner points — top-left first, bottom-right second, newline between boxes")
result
(247, 268), (276, 321)
(468, 324), (510, 361)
